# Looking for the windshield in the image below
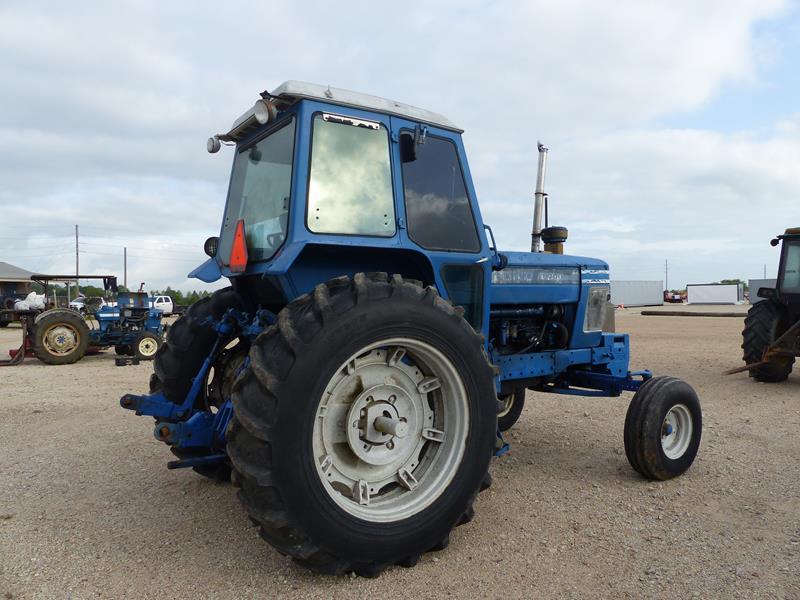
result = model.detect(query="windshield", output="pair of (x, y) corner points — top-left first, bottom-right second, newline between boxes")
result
(780, 240), (800, 294)
(218, 118), (295, 264)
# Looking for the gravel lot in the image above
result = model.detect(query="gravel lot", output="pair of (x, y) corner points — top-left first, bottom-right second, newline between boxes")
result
(1, 311), (798, 598)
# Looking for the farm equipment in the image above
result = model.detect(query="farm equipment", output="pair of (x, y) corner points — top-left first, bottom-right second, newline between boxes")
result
(729, 228), (800, 381)
(1, 275), (164, 365)
(120, 81), (702, 576)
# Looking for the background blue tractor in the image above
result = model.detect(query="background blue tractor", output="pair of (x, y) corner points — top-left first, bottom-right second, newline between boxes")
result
(121, 82), (702, 576)
(94, 291), (165, 361)
(1, 275), (165, 365)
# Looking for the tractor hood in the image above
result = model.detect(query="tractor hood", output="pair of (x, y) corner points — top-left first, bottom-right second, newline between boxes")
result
(490, 251), (609, 305)
(498, 251), (608, 272)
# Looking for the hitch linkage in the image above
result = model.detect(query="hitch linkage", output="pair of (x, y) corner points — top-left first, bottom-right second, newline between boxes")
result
(120, 307), (274, 462)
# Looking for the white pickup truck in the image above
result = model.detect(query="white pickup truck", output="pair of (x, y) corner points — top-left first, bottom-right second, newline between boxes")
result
(152, 295), (174, 316)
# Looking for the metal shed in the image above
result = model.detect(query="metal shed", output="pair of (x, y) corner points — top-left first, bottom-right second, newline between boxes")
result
(609, 280), (664, 307)
(0, 261), (33, 299)
(686, 283), (744, 304)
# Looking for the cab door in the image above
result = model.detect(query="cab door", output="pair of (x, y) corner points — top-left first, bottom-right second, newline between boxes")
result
(389, 116), (493, 337)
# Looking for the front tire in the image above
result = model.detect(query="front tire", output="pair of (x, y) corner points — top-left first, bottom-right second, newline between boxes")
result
(624, 376), (702, 480)
(133, 332), (161, 361)
(742, 300), (794, 382)
(497, 388), (525, 431)
(228, 273), (496, 575)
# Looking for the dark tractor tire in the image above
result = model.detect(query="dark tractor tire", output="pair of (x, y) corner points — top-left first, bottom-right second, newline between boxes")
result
(133, 332), (162, 361)
(228, 273), (497, 576)
(149, 287), (244, 480)
(741, 300), (795, 382)
(32, 309), (90, 365)
(497, 388), (525, 432)
(624, 376), (702, 481)
(0, 322), (8, 328)
(115, 344), (133, 356)
(151, 287), (244, 402)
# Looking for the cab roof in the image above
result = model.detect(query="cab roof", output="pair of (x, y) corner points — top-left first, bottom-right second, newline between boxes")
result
(268, 81), (462, 133)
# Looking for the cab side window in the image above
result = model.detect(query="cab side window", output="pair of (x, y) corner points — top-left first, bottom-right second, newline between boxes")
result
(401, 135), (480, 252)
(307, 113), (395, 237)
(781, 242), (800, 293)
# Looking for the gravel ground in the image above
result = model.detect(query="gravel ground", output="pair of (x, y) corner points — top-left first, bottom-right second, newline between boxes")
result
(1, 312), (798, 599)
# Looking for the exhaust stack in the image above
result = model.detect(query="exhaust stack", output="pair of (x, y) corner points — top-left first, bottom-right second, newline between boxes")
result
(531, 142), (549, 252)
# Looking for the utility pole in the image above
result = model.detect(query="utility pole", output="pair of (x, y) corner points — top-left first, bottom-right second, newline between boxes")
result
(75, 224), (79, 302)
(665, 259), (669, 292)
(124, 247), (127, 289)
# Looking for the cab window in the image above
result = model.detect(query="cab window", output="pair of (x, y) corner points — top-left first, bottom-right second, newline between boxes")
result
(401, 134), (480, 252)
(307, 113), (395, 236)
(781, 241), (800, 293)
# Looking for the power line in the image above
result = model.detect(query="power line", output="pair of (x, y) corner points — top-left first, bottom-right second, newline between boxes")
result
(80, 241), (200, 256)
(79, 250), (201, 263)
(1, 250), (75, 258)
(0, 245), (76, 254)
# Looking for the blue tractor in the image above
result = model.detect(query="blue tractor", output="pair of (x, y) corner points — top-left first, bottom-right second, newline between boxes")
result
(94, 291), (165, 361)
(1, 275), (165, 366)
(121, 82), (702, 576)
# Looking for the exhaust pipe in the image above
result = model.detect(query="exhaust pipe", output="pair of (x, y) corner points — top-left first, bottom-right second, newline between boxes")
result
(531, 142), (548, 252)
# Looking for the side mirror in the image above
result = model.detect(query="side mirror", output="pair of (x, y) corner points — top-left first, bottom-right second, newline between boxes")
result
(757, 287), (777, 300)
(400, 132), (416, 163)
(770, 238), (780, 247)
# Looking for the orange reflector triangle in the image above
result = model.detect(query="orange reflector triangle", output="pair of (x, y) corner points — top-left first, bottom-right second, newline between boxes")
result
(229, 219), (248, 273)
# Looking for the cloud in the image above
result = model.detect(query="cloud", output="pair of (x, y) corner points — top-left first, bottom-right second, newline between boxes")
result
(0, 0), (794, 291)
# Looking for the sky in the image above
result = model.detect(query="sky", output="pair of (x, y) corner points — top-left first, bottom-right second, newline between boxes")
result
(1, 0), (799, 291)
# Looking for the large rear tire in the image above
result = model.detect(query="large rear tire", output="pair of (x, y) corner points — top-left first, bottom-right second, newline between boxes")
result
(742, 300), (794, 382)
(228, 273), (496, 576)
(33, 309), (90, 365)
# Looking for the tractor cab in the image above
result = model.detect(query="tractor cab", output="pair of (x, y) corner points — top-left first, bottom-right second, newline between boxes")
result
(761, 228), (800, 317)
(196, 82), (494, 327)
(194, 82), (609, 350)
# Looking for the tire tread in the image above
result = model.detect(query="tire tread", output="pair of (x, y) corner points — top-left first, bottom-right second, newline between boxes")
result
(229, 272), (495, 576)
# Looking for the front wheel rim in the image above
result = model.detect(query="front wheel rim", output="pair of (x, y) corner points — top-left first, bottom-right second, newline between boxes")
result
(661, 404), (693, 460)
(497, 394), (514, 418)
(138, 337), (158, 357)
(312, 337), (469, 522)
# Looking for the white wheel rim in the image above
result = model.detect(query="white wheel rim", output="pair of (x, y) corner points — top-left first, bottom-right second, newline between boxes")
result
(497, 394), (514, 418)
(138, 337), (158, 357)
(312, 337), (469, 522)
(661, 404), (693, 460)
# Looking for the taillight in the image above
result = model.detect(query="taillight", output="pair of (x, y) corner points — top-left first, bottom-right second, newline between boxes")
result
(229, 219), (248, 273)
